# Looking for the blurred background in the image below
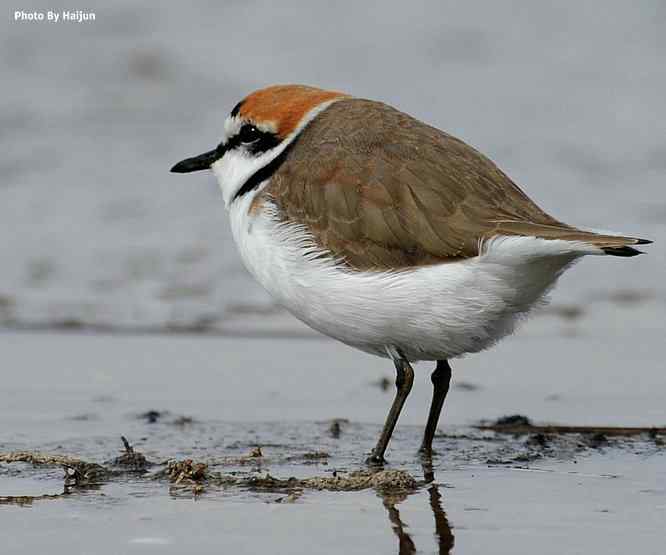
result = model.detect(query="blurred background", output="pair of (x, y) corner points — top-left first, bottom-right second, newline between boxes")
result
(1, 1), (664, 335)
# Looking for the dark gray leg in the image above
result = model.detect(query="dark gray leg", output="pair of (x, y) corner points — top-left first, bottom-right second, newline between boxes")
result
(419, 360), (452, 455)
(367, 357), (415, 464)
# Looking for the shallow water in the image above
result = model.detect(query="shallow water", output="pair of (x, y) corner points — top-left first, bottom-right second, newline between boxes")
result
(1, 331), (665, 554)
(2, 1), (665, 553)
(3, 455), (665, 555)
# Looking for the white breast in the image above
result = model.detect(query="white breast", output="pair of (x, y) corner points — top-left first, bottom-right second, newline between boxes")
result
(229, 189), (597, 361)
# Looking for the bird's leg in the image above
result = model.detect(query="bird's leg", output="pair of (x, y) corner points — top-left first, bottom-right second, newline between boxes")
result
(367, 357), (415, 465)
(419, 360), (452, 456)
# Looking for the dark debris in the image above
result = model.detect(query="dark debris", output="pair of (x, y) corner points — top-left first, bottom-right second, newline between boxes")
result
(110, 436), (153, 471)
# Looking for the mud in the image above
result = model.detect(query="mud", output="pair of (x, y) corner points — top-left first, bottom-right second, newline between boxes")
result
(479, 420), (666, 439)
(3, 418), (662, 502)
(2, 427), (664, 555)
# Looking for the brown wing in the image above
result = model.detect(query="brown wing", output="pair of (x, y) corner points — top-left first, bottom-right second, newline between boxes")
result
(263, 98), (646, 270)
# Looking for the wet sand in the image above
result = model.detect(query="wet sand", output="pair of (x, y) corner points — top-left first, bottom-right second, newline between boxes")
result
(1, 331), (664, 554)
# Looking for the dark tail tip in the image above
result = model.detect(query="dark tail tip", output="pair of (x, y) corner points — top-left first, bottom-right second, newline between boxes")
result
(602, 246), (644, 257)
(635, 238), (653, 245)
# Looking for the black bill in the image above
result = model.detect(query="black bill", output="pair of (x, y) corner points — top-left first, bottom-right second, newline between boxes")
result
(170, 148), (219, 173)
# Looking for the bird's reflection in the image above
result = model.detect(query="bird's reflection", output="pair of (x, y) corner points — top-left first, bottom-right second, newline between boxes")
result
(379, 460), (454, 554)
(382, 491), (418, 554)
(427, 483), (455, 553)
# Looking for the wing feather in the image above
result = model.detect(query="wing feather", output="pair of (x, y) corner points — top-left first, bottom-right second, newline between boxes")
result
(262, 98), (647, 269)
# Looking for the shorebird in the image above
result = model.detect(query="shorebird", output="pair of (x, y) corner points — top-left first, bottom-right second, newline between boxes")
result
(171, 85), (651, 463)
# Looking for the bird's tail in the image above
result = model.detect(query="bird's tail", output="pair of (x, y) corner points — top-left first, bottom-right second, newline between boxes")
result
(492, 221), (653, 257)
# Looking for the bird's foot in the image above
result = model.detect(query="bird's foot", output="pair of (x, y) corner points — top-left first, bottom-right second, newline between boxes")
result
(365, 453), (387, 467)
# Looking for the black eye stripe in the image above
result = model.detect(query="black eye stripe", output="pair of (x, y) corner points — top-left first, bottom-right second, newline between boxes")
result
(247, 131), (280, 155)
(225, 124), (280, 155)
(238, 124), (263, 144)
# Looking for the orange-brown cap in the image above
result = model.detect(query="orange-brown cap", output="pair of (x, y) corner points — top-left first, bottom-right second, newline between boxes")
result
(236, 85), (349, 138)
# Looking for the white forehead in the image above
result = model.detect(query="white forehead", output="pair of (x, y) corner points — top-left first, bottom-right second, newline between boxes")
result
(222, 115), (242, 142)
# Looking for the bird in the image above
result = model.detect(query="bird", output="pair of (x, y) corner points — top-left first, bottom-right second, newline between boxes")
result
(171, 84), (651, 464)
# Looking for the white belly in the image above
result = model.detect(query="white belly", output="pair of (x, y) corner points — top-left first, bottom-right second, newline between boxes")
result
(229, 193), (592, 361)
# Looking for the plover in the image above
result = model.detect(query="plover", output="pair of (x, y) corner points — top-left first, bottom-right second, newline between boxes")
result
(172, 85), (651, 463)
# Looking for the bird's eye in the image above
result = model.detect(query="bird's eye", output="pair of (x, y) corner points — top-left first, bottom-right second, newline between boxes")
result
(238, 124), (262, 144)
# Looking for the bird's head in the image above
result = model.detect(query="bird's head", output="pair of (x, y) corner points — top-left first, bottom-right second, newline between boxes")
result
(171, 84), (347, 206)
